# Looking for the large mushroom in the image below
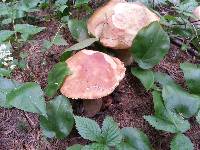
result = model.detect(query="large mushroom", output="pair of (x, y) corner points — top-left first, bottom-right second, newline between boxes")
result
(87, 0), (160, 65)
(60, 49), (126, 116)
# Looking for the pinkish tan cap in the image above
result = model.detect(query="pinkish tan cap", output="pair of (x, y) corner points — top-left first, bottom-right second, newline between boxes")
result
(87, 1), (160, 50)
(60, 49), (126, 99)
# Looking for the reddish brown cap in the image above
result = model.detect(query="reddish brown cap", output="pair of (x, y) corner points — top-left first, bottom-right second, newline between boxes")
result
(87, 1), (160, 50)
(60, 49), (126, 99)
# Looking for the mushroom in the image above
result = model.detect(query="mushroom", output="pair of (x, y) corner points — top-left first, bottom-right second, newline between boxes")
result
(87, 0), (160, 65)
(192, 6), (200, 26)
(60, 49), (126, 117)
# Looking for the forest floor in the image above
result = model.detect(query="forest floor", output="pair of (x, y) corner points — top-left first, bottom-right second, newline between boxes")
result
(0, 1), (200, 150)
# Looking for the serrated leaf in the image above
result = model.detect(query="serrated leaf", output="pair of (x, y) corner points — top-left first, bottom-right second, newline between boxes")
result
(15, 24), (45, 41)
(131, 67), (154, 90)
(42, 40), (53, 50)
(0, 30), (15, 43)
(67, 144), (83, 150)
(180, 62), (200, 95)
(116, 127), (152, 150)
(74, 116), (102, 142)
(45, 62), (70, 97)
(67, 38), (98, 51)
(197, 110), (200, 124)
(170, 134), (194, 150)
(0, 68), (11, 77)
(82, 144), (109, 150)
(101, 116), (122, 146)
(40, 95), (74, 139)
(52, 34), (68, 46)
(68, 19), (89, 42)
(131, 21), (170, 69)
(7, 82), (47, 116)
(162, 85), (200, 118)
(0, 77), (21, 108)
(152, 91), (166, 117)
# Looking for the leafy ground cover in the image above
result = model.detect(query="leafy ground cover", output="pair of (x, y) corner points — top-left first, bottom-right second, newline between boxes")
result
(0, 0), (200, 150)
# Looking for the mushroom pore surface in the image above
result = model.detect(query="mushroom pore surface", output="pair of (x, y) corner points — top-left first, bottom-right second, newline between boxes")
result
(60, 49), (126, 99)
(87, 1), (160, 49)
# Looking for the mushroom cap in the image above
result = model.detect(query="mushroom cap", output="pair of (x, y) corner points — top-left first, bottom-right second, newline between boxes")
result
(87, 1), (160, 50)
(193, 6), (200, 19)
(60, 49), (126, 99)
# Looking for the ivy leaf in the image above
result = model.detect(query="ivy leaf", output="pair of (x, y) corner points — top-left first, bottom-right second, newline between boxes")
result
(82, 144), (109, 150)
(68, 19), (89, 42)
(0, 30), (15, 43)
(180, 63), (200, 95)
(45, 62), (70, 97)
(40, 95), (74, 139)
(116, 127), (152, 150)
(131, 67), (154, 90)
(101, 116), (122, 146)
(74, 116), (102, 142)
(7, 82), (47, 116)
(162, 85), (200, 118)
(52, 34), (68, 46)
(15, 24), (45, 41)
(0, 77), (21, 108)
(197, 110), (200, 124)
(170, 134), (194, 150)
(130, 21), (170, 69)
(144, 91), (190, 133)
(67, 144), (83, 150)
(0, 68), (11, 77)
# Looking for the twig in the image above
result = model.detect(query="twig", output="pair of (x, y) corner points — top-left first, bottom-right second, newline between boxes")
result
(22, 111), (35, 130)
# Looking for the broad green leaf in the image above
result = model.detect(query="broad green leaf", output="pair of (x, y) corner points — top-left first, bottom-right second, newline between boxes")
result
(154, 72), (175, 86)
(45, 62), (70, 97)
(0, 30), (15, 43)
(197, 110), (200, 124)
(60, 51), (72, 62)
(7, 82), (47, 116)
(66, 38), (98, 51)
(42, 40), (53, 50)
(101, 116), (122, 146)
(40, 95), (74, 139)
(0, 77), (21, 108)
(176, 0), (198, 12)
(180, 63), (200, 95)
(75, 0), (90, 6)
(131, 21), (170, 69)
(67, 144), (83, 150)
(68, 19), (89, 42)
(82, 144), (109, 150)
(52, 34), (68, 46)
(170, 134), (194, 150)
(15, 24), (45, 41)
(18, 0), (41, 12)
(131, 68), (154, 90)
(74, 116), (102, 142)
(152, 91), (166, 117)
(116, 127), (152, 150)
(0, 68), (11, 77)
(162, 85), (200, 118)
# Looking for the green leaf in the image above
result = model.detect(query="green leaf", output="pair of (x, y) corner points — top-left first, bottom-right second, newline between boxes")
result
(154, 72), (175, 86)
(180, 63), (200, 95)
(170, 134), (194, 150)
(66, 38), (98, 51)
(75, 0), (90, 7)
(131, 21), (170, 69)
(67, 144), (83, 150)
(101, 116), (122, 146)
(45, 62), (70, 97)
(197, 110), (200, 124)
(0, 30), (15, 43)
(0, 77), (21, 108)
(68, 19), (89, 42)
(131, 68), (154, 90)
(116, 127), (152, 150)
(7, 82), (47, 116)
(0, 68), (11, 77)
(52, 34), (68, 46)
(42, 40), (53, 50)
(162, 85), (200, 118)
(15, 24), (45, 41)
(82, 144), (109, 150)
(74, 116), (102, 142)
(40, 95), (74, 139)
(60, 51), (72, 62)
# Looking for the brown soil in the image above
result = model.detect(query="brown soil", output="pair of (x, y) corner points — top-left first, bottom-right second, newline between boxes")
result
(0, 1), (200, 150)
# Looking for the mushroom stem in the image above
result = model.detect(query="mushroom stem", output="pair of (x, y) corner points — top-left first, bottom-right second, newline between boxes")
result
(114, 49), (133, 66)
(83, 99), (103, 117)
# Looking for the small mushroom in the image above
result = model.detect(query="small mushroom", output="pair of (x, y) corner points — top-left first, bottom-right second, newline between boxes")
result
(87, 0), (160, 50)
(192, 6), (200, 26)
(60, 49), (126, 117)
